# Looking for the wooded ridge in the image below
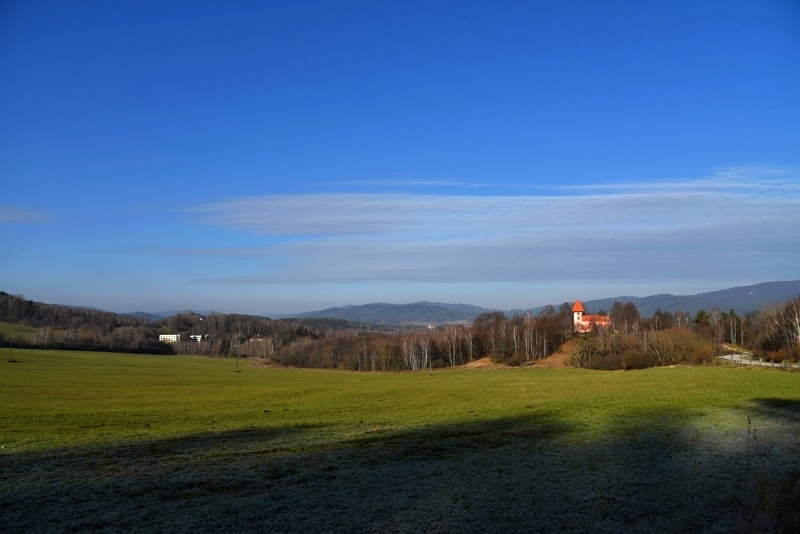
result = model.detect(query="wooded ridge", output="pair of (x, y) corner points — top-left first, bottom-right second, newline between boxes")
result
(3, 282), (799, 371)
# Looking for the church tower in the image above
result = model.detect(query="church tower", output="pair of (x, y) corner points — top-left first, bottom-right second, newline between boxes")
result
(572, 300), (585, 331)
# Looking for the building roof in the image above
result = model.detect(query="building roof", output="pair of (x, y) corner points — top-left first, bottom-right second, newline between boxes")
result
(582, 314), (611, 324)
(572, 300), (585, 313)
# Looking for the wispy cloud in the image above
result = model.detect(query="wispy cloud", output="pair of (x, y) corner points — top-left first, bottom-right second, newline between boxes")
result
(182, 168), (800, 287)
(562, 166), (800, 195)
(0, 206), (51, 223)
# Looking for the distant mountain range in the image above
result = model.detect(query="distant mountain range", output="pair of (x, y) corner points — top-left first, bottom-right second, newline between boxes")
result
(573, 280), (800, 318)
(287, 302), (495, 325)
(281, 280), (800, 325)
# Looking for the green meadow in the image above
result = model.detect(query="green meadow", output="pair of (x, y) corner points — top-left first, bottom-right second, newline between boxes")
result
(0, 321), (38, 341)
(2, 350), (799, 532)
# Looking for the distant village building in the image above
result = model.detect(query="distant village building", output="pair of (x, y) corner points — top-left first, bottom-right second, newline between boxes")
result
(573, 301), (611, 333)
(189, 334), (203, 342)
(159, 334), (180, 343)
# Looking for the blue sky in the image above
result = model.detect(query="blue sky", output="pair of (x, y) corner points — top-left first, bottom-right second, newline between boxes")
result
(2, 1), (799, 315)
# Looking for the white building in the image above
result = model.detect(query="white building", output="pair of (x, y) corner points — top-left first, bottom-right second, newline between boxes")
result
(159, 334), (180, 343)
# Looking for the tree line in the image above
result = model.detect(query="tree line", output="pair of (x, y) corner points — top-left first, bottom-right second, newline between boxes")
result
(3, 291), (799, 370)
(268, 305), (576, 370)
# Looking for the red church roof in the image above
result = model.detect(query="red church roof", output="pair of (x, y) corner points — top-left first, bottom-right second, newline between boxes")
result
(573, 300), (610, 332)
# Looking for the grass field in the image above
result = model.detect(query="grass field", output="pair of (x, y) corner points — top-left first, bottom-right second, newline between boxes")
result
(2, 349), (799, 532)
(0, 321), (38, 341)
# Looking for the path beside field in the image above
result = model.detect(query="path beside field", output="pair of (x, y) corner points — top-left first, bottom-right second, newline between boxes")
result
(717, 345), (799, 369)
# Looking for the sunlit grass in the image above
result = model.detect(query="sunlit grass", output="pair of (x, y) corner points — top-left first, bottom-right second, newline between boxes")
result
(0, 322), (38, 340)
(2, 349), (794, 451)
(2, 349), (799, 532)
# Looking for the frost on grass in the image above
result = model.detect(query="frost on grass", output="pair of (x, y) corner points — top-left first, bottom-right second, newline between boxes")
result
(3, 403), (800, 533)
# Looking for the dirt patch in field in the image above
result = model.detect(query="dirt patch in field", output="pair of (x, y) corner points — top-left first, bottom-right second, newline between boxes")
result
(534, 338), (577, 368)
(461, 341), (577, 370)
(461, 357), (507, 369)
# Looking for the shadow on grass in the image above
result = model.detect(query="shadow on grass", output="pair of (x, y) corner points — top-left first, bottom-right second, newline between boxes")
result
(2, 405), (799, 533)
(752, 397), (800, 419)
(739, 398), (800, 534)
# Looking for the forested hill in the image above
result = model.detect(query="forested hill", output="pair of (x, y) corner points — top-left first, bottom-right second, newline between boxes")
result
(0, 291), (361, 333)
(0, 291), (369, 355)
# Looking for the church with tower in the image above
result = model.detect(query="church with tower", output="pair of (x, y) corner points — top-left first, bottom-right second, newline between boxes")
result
(572, 301), (611, 333)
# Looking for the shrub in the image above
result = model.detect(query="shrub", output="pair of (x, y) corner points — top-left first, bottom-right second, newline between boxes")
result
(488, 351), (506, 364)
(691, 344), (715, 366)
(622, 349), (654, 370)
(767, 348), (791, 364)
(592, 352), (623, 370)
